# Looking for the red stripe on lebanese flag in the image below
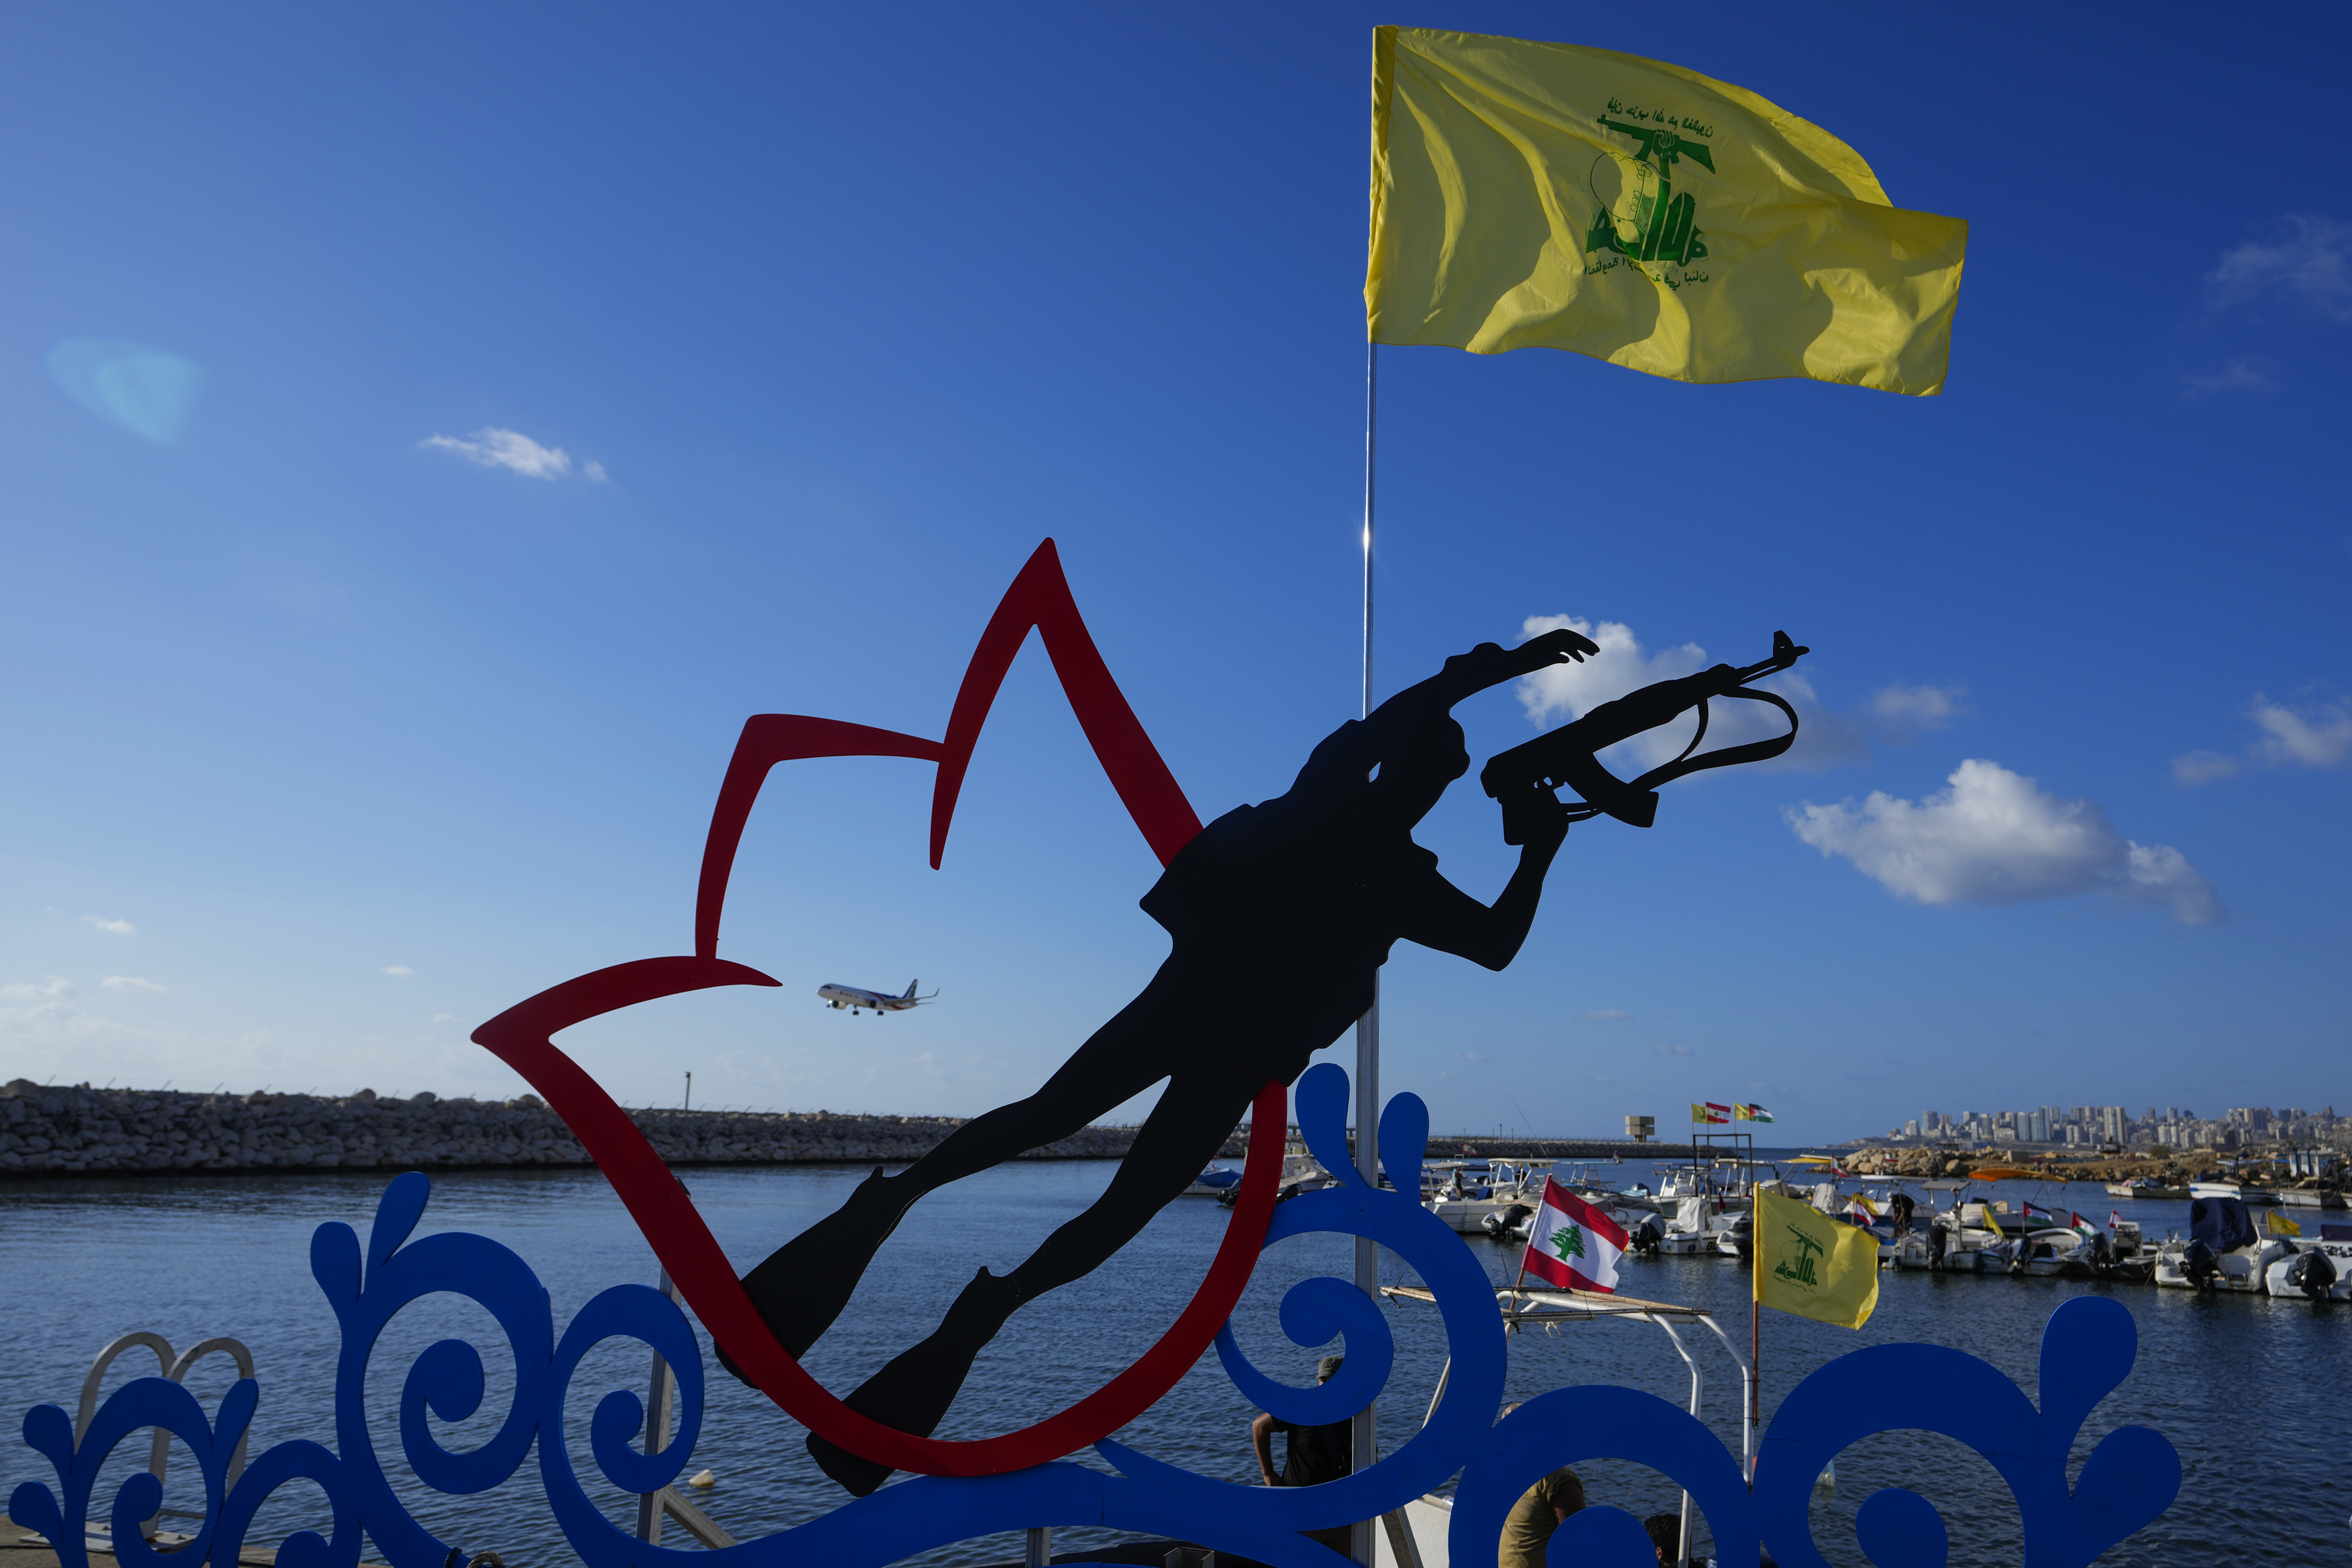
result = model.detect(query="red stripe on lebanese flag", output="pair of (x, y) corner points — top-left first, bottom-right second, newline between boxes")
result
(1520, 1177), (1630, 1294)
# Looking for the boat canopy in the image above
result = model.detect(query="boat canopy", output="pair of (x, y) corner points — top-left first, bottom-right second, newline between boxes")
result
(2190, 1196), (2257, 1253)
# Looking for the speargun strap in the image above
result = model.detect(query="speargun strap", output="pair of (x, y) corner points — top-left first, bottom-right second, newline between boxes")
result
(1626, 685), (1802, 792)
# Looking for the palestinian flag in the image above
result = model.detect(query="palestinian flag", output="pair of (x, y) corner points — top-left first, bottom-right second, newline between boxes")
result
(1521, 1176), (1628, 1294)
(1733, 1103), (1774, 1123)
(2022, 1200), (2053, 1223)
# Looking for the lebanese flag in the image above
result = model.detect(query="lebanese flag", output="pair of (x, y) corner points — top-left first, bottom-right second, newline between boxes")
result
(1521, 1177), (1628, 1294)
(2108, 1210), (2124, 1230)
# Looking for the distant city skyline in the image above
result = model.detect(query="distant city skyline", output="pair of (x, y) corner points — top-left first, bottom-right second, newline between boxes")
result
(1855, 1102), (2345, 1152)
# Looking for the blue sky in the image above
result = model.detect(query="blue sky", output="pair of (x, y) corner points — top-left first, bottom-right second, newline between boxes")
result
(2, 4), (2344, 1145)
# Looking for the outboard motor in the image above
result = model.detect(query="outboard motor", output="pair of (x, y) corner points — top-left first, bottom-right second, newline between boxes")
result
(1926, 1223), (1948, 1270)
(2184, 1238), (2219, 1290)
(2285, 1247), (2337, 1302)
(1483, 1202), (1534, 1240)
(1629, 1217), (1665, 1256)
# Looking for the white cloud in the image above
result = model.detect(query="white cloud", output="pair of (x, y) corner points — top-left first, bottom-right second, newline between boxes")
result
(2173, 693), (2352, 785)
(2, 978), (77, 1001)
(1650, 1040), (1692, 1057)
(101, 976), (165, 994)
(1787, 759), (2223, 926)
(2249, 694), (2352, 767)
(430, 1013), (457, 1024)
(2207, 215), (2352, 321)
(1583, 1008), (1632, 1021)
(1516, 615), (1864, 776)
(82, 915), (136, 935)
(583, 459), (607, 482)
(2182, 359), (2275, 395)
(1870, 684), (1968, 732)
(381, 965), (415, 978)
(2169, 750), (2241, 786)
(420, 427), (580, 480)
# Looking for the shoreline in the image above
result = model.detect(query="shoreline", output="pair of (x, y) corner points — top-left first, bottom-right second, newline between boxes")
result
(0, 1080), (1664, 1182)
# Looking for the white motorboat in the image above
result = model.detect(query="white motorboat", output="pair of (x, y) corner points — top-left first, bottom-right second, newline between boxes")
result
(2154, 1193), (2293, 1292)
(2262, 1239), (2352, 1300)
(1425, 1158), (1550, 1235)
(2189, 1180), (2278, 1206)
(1657, 1194), (1749, 1255)
(2154, 1234), (2293, 1292)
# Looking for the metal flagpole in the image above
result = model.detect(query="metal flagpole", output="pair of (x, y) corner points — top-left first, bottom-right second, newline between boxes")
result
(1349, 339), (1380, 1568)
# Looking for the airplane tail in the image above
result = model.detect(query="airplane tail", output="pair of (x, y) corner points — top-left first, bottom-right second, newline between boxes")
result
(904, 980), (920, 999)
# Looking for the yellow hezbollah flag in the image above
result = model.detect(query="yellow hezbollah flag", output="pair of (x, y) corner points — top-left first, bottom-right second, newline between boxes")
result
(2267, 1210), (2302, 1237)
(1365, 28), (1968, 394)
(1754, 1186), (1880, 1329)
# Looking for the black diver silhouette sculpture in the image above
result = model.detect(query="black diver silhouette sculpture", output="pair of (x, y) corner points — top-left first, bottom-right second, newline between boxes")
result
(730, 627), (1638, 1495)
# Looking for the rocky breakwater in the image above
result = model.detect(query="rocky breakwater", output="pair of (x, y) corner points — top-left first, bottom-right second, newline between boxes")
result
(0, 1080), (1174, 1178)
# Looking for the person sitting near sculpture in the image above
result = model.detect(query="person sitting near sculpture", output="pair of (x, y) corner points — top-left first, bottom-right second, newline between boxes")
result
(718, 629), (1599, 1494)
(1250, 1354), (1355, 1557)
(1497, 1426), (1586, 1568)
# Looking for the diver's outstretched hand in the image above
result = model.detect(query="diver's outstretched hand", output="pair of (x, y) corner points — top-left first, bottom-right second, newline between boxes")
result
(1440, 627), (1600, 693)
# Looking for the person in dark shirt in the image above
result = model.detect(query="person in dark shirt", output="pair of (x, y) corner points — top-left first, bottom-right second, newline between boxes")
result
(1646, 1512), (1681, 1566)
(1252, 1356), (1355, 1554)
(726, 630), (1597, 1494)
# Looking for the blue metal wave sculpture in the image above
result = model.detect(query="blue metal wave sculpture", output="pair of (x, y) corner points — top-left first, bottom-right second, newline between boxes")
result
(9, 1064), (2178, 1568)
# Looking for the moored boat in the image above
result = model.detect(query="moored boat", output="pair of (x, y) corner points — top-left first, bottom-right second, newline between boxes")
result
(2105, 1178), (2188, 1200)
(2262, 1238), (2352, 1300)
(2190, 1180), (2278, 1206)
(2154, 1197), (2293, 1292)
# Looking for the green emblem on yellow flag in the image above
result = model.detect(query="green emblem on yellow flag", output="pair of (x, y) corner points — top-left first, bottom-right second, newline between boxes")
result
(1753, 1186), (1880, 1329)
(1365, 28), (1968, 394)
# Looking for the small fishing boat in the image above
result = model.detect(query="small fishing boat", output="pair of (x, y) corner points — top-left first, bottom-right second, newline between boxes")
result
(2105, 1178), (2188, 1200)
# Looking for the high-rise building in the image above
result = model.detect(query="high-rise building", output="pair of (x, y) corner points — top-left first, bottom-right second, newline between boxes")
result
(2099, 1106), (2125, 1144)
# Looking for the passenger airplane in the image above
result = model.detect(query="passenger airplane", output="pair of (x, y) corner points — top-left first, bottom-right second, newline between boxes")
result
(817, 980), (936, 1015)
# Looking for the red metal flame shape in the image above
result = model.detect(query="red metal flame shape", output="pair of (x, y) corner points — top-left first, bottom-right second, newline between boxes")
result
(472, 539), (1282, 1476)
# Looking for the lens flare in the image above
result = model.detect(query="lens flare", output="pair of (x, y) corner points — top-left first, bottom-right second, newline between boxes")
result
(46, 338), (204, 445)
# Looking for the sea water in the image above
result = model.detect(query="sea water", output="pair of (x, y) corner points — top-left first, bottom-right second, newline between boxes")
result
(0, 1161), (2339, 1566)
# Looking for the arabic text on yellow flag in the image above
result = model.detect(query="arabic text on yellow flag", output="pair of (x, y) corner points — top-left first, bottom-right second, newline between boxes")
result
(2268, 1210), (2302, 1237)
(1753, 1187), (1880, 1329)
(1365, 28), (1968, 394)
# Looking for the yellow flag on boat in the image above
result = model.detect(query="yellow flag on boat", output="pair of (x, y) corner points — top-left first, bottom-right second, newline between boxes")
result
(1364, 28), (1968, 394)
(2267, 1210), (2302, 1237)
(1753, 1187), (1879, 1329)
